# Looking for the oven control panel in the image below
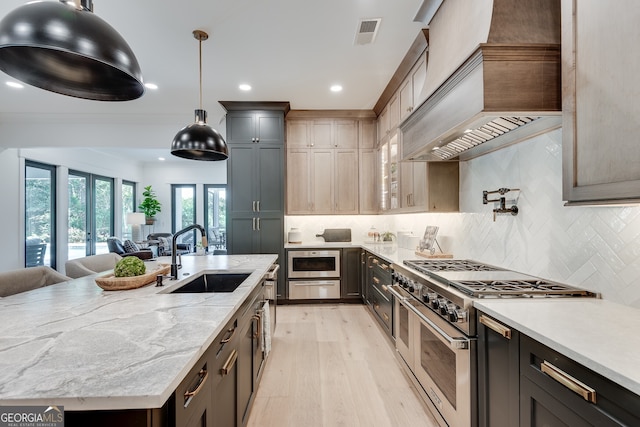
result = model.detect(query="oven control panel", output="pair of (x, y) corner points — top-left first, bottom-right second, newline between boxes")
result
(391, 270), (468, 325)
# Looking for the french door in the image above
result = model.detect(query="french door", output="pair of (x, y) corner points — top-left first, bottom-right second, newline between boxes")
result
(67, 171), (114, 259)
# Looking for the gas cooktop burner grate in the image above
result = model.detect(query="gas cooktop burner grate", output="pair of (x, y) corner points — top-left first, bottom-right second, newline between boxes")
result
(449, 279), (596, 298)
(403, 259), (505, 273)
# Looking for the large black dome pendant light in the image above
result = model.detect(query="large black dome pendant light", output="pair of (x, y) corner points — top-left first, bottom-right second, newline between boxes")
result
(0, 0), (144, 101)
(171, 30), (228, 161)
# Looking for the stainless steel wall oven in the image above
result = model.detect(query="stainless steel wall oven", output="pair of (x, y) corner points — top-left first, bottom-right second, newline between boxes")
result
(287, 250), (341, 299)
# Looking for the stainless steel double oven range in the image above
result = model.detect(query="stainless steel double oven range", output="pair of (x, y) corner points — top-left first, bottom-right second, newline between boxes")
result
(388, 259), (595, 427)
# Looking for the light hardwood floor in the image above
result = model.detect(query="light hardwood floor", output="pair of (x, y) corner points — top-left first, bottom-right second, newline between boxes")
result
(247, 304), (439, 427)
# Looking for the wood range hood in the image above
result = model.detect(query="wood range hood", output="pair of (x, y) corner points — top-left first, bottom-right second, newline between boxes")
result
(401, 0), (562, 162)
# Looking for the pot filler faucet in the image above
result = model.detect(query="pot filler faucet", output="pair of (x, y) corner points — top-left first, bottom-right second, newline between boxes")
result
(483, 188), (520, 222)
(171, 224), (208, 280)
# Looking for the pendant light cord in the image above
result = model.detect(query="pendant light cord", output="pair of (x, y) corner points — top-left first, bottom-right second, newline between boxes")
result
(198, 36), (203, 110)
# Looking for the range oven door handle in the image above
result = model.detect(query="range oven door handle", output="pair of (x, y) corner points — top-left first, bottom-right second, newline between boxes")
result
(386, 284), (406, 301)
(404, 299), (470, 350)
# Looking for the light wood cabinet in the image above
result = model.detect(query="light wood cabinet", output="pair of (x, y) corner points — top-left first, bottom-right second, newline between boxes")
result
(359, 120), (376, 149)
(400, 161), (427, 210)
(359, 149), (377, 214)
(286, 149), (311, 213)
(562, 0), (640, 204)
(377, 106), (390, 143)
(399, 53), (427, 123)
(388, 94), (400, 131)
(286, 117), (374, 214)
(375, 45), (457, 213)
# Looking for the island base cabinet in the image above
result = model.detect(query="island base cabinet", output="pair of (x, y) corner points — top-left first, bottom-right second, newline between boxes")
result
(175, 349), (212, 427)
(65, 406), (170, 427)
(212, 351), (238, 427)
(520, 335), (640, 427)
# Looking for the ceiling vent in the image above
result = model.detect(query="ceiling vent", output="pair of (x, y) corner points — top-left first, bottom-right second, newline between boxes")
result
(354, 18), (381, 45)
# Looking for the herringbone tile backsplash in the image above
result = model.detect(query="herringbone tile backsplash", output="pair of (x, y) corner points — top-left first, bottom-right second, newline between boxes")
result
(286, 129), (640, 307)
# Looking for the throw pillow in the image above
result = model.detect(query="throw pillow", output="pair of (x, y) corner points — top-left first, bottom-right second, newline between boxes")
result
(158, 237), (171, 254)
(123, 239), (140, 253)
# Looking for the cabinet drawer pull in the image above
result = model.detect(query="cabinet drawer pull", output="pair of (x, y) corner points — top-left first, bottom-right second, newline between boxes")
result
(221, 349), (238, 376)
(252, 313), (262, 340)
(380, 263), (389, 271)
(541, 361), (597, 403)
(220, 327), (236, 344)
(373, 277), (380, 284)
(372, 259), (379, 265)
(381, 284), (388, 292)
(479, 314), (512, 339)
(184, 368), (209, 403)
(382, 312), (389, 322)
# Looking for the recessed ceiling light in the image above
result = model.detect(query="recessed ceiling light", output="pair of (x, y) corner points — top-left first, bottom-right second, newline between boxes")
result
(330, 85), (343, 92)
(6, 81), (23, 89)
(158, 157), (165, 161)
(144, 83), (158, 90)
(239, 84), (251, 91)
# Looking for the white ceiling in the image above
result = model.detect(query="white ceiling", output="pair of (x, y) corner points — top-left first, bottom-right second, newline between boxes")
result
(0, 0), (425, 162)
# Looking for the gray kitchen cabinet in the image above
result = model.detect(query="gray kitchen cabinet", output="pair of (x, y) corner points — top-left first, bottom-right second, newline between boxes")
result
(226, 111), (284, 145)
(360, 250), (369, 303)
(562, 0), (640, 204)
(477, 313), (520, 427)
(477, 310), (640, 427)
(366, 254), (393, 338)
(341, 247), (361, 300)
(520, 335), (640, 427)
(226, 107), (286, 299)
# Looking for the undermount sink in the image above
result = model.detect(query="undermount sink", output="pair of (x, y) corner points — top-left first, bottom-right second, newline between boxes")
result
(169, 273), (251, 293)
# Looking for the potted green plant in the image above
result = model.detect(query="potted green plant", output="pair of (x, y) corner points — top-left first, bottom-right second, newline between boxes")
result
(138, 185), (162, 225)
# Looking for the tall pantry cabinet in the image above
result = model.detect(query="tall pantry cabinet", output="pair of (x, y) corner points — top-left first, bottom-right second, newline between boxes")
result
(223, 102), (288, 299)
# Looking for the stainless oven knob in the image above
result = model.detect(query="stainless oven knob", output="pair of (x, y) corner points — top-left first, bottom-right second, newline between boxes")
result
(408, 280), (416, 293)
(439, 299), (450, 315)
(430, 295), (441, 309)
(425, 292), (437, 304)
(455, 309), (467, 323)
(446, 303), (460, 322)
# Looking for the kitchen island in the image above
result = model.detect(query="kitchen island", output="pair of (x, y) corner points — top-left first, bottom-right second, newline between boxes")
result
(0, 254), (276, 414)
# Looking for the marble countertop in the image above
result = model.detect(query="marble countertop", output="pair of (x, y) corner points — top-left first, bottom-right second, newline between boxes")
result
(475, 299), (640, 396)
(0, 254), (277, 411)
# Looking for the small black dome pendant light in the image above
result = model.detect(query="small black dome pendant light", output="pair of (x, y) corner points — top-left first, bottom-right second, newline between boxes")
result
(0, 0), (144, 101)
(171, 30), (228, 161)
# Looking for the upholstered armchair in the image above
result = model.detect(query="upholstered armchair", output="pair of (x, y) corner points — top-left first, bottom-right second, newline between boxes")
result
(0, 266), (71, 297)
(147, 233), (191, 257)
(107, 237), (153, 260)
(64, 253), (123, 279)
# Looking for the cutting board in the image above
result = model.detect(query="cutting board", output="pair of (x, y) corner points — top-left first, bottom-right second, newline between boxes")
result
(316, 228), (352, 242)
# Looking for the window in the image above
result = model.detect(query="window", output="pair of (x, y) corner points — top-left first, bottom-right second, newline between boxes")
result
(171, 184), (196, 246)
(25, 161), (56, 269)
(204, 185), (226, 251)
(122, 180), (136, 240)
